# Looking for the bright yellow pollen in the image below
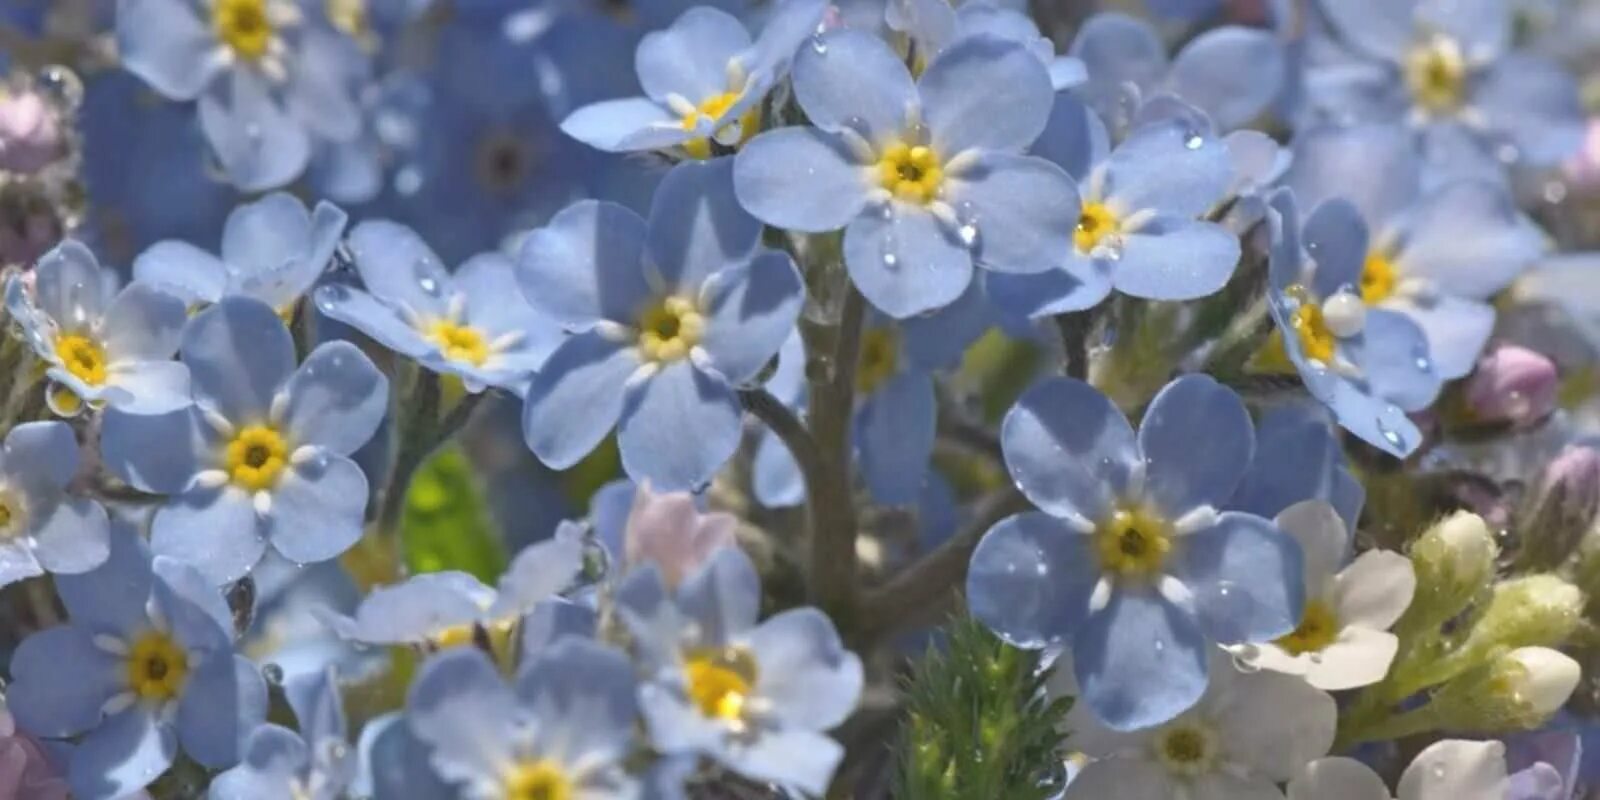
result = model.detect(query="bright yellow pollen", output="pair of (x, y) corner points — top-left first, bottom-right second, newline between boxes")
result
(1074, 202), (1119, 253)
(0, 489), (21, 538)
(1275, 600), (1340, 656)
(1286, 285), (1337, 364)
(213, 0), (275, 61)
(1404, 34), (1468, 115)
(225, 425), (290, 492)
(48, 384), (85, 417)
(1360, 251), (1398, 304)
(503, 759), (572, 800)
(55, 334), (107, 386)
(685, 647), (759, 722)
(429, 617), (516, 654)
(425, 320), (491, 366)
(326, 0), (367, 39)
(126, 630), (189, 702)
(856, 327), (899, 394)
(876, 142), (945, 205)
(680, 92), (760, 160)
(1095, 506), (1173, 579)
(637, 296), (704, 363)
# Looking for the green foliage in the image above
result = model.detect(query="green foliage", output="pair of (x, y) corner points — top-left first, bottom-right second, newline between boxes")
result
(894, 616), (1071, 800)
(401, 446), (506, 582)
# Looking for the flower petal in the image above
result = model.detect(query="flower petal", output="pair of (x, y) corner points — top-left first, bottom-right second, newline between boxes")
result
(1173, 512), (1304, 645)
(560, 97), (684, 153)
(1168, 27), (1286, 130)
(1111, 217), (1239, 301)
(521, 333), (638, 470)
(9, 625), (121, 737)
(55, 526), (154, 638)
(697, 250), (804, 385)
(344, 220), (453, 317)
(1394, 181), (1542, 299)
(281, 342), (388, 456)
(1343, 309), (1443, 412)
(1287, 757), (1392, 800)
(516, 201), (653, 330)
(514, 638), (639, 766)
(198, 70), (310, 193)
(1385, 294), (1494, 380)
(1104, 120), (1233, 219)
(1073, 585), (1208, 731)
(68, 708), (177, 800)
(967, 512), (1100, 648)
(843, 205), (972, 319)
(183, 297), (295, 424)
(34, 240), (108, 326)
(265, 455), (367, 566)
(1001, 377), (1138, 522)
(115, 0), (220, 100)
(208, 725), (309, 800)
(919, 36), (1053, 155)
(1138, 375), (1253, 516)
(99, 407), (204, 494)
(31, 497), (112, 576)
(177, 655), (269, 768)
(151, 489), (266, 585)
(634, 7), (752, 104)
(405, 648), (516, 782)
(856, 372), (935, 506)
(646, 158), (761, 292)
(733, 127), (871, 233)
(1287, 124), (1419, 232)
(133, 241), (228, 307)
(1333, 549), (1415, 631)
(792, 29), (916, 143)
(944, 153), (1078, 274)
(1397, 740), (1509, 800)
(618, 361), (741, 492)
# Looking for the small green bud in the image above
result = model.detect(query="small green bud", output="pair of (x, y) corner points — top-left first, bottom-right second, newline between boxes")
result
(1473, 574), (1584, 651)
(1405, 512), (1498, 628)
(1434, 646), (1581, 732)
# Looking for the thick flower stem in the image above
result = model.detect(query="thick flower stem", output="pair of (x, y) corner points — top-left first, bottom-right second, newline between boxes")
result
(805, 285), (866, 625)
(1053, 311), (1091, 380)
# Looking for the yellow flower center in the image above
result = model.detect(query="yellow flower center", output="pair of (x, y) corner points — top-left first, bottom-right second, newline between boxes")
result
(225, 425), (290, 492)
(1275, 599), (1340, 656)
(213, 0), (275, 60)
(876, 142), (945, 205)
(1404, 34), (1468, 115)
(1286, 285), (1337, 365)
(425, 320), (491, 366)
(503, 759), (572, 800)
(1095, 506), (1173, 579)
(429, 617), (517, 655)
(126, 630), (189, 702)
(55, 334), (107, 386)
(680, 91), (760, 160)
(637, 296), (704, 363)
(1154, 724), (1216, 775)
(1074, 202), (1120, 254)
(1360, 251), (1398, 304)
(684, 647), (759, 722)
(48, 384), (85, 417)
(0, 488), (23, 538)
(325, 0), (367, 39)
(856, 327), (899, 395)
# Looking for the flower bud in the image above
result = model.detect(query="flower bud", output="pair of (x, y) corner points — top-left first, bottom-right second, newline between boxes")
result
(1471, 575), (1584, 652)
(1517, 446), (1600, 571)
(1497, 647), (1581, 720)
(0, 90), (63, 174)
(1432, 647), (1581, 731)
(1405, 512), (1497, 629)
(1465, 345), (1558, 428)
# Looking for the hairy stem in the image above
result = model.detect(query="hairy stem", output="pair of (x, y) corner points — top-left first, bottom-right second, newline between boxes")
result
(805, 285), (866, 623)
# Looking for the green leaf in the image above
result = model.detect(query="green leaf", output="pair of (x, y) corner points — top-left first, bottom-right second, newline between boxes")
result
(400, 446), (506, 582)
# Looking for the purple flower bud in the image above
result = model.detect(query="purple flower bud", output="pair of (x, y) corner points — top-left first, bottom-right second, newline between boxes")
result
(0, 90), (63, 175)
(1518, 446), (1600, 571)
(1546, 446), (1600, 516)
(1467, 345), (1559, 428)
(624, 485), (738, 588)
(0, 706), (69, 800)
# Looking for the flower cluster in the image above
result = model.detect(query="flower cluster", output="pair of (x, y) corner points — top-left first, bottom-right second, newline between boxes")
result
(0, 0), (1597, 796)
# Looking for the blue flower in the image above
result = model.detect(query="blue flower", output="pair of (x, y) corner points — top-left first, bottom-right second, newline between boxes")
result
(5, 239), (190, 416)
(8, 531), (267, 800)
(1286, 123), (1544, 379)
(735, 30), (1078, 317)
(887, 0), (1086, 88)
(209, 667), (354, 800)
(987, 109), (1241, 317)
(517, 158), (804, 491)
(1259, 188), (1439, 457)
(315, 220), (563, 393)
(966, 374), (1305, 730)
(115, 0), (367, 190)
(616, 546), (863, 795)
(0, 421), (111, 588)
(1229, 404), (1366, 532)
(404, 639), (641, 797)
(561, 0), (826, 157)
(1306, 0), (1584, 176)
(100, 296), (389, 584)
(133, 192), (348, 313)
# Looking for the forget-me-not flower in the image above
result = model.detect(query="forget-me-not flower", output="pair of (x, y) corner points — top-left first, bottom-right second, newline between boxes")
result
(8, 531), (267, 800)
(616, 546), (863, 795)
(1286, 123), (1544, 379)
(133, 192), (348, 315)
(116, 0), (367, 191)
(209, 667), (354, 800)
(0, 421), (110, 589)
(404, 639), (641, 798)
(1258, 188), (1439, 457)
(315, 220), (563, 393)
(100, 296), (388, 584)
(967, 374), (1305, 730)
(517, 157), (804, 491)
(734, 30), (1079, 318)
(5, 239), (190, 416)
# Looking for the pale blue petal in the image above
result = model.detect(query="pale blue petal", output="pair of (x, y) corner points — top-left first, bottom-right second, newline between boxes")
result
(733, 128), (871, 233)
(1031, 92), (1107, 182)
(152, 489), (266, 585)
(1287, 124), (1419, 231)
(1395, 181), (1541, 298)
(919, 36), (1053, 155)
(312, 286), (432, 360)
(3, 420), (79, 490)
(198, 71), (310, 193)
(0, 543), (42, 587)
(281, 342), (388, 455)
(1417, 0), (1508, 60)
(1104, 120), (1232, 218)
(150, 556), (233, 652)
(792, 29), (916, 142)
(520, 600), (600, 660)
(560, 98), (684, 153)
(1475, 55), (1585, 165)
(697, 250), (805, 384)
(266, 456), (367, 566)
(843, 205), (972, 319)
(514, 638), (638, 765)
(676, 546), (761, 644)
(1302, 198), (1370, 299)
(104, 360), (193, 415)
(1138, 375), (1252, 516)
(361, 713), (452, 800)
(1073, 587), (1208, 731)
(522, 333), (638, 469)
(618, 361), (741, 492)
(1345, 309), (1443, 412)
(1002, 377), (1138, 521)
(1387, 294), (1495, 380)
(68, 708), (176, 800)
(856, 372), (935, 506)
(208, 725), (308, 800)
(1173, 512), (1304, 644)
(1168, 27), (1285, 130)
(1069, 12), (1166, 91)
(99, 407), (203, 494)
(182, 297), (295, 423)
(1315, 0), (1414, 60)
(55, 526), (153, 637)
(647, 158), (761, 291)
(744, 0), (828, 79)
(710, 727), (842, 798)
(516, 201), (653, 329)
(221, 192), (313, 276)
(115, 0), (220, 100)
(406, 648), (517, 781)
(967, 512), (1099, 648)
(34, 240), (108, 325)
(635, 7), (752, 104)
(944, 153), (1078, 274)
(344, 220), (452, 317)
(456, 254), (560, 356)
(31, 497), (111, 575)
(984, 262), (1110, 318)
(753, 430), (805, 507)
(178, 655), (269, 768)
(742, 608), (862, 730)
(9, 625), (120, 737)
(490, 533), (585, 618)
(1111, 217), (1239, 301)
(325, 572), (491, 645)
(900, 279), (992, 369)
(133, 242), (228, 306)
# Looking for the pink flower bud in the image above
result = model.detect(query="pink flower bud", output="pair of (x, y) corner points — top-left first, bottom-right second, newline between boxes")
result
(0, 91), (63, 175)
(1466, 345), (1558, 428)
(0, 707), (69, 800)
(623, 485), (738, 588)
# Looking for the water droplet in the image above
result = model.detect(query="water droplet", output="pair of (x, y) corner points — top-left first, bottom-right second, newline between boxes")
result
(1544, 181), (1569, 204)
(262, 663), (285, 684)
(1034, 562), (1048, 576)
(35, 64), (83, 109)
(1153, 640), (1166, 653)
(315, 284), (350, 313)
(1184, 133), (1205, 150)
(413, 258), (445, 297)
(245, 124), (263, 143)
(809, 34), (828, 54)
(1230, 650), (1261, 673)
(1376, 417), (1406, 450)
(957, 222), (980, 249)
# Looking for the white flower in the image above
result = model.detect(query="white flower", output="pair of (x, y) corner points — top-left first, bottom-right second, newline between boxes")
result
(1063, 651), (1336, 800)
(1233, 501), (1416, 690)
(1288, 740), (1508, 800)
